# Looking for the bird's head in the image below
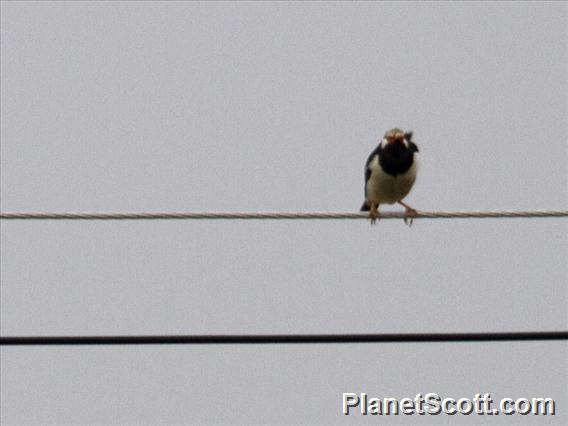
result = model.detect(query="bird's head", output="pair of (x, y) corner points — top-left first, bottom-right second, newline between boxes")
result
(381, 128), (413, 149)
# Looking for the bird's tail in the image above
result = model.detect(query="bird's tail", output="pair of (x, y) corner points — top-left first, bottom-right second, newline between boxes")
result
(360, 201), (370, 211)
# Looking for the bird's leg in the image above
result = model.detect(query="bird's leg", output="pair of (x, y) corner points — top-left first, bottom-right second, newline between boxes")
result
(398, 201), (418, 226)
(369, 203), (380, 225)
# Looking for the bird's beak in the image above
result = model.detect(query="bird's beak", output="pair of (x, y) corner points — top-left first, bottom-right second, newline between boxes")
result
(391, 135), (404, 144)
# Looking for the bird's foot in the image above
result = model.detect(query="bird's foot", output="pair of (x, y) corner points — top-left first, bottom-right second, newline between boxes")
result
(398, 201), (417, 226)
(369, 204), (380, 225)
(403, 206), (418, 227)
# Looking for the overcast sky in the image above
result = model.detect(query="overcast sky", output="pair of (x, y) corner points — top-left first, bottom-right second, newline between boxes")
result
(1, 1), (567, 424)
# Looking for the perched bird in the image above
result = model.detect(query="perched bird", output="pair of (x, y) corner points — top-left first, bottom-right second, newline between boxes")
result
(361, 128), (419, 224)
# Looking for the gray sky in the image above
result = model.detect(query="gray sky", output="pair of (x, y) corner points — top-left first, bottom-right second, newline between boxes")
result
(1, 1), (567, 424)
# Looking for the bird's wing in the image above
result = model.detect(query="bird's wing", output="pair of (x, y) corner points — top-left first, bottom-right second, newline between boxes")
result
(364, 145), (382, 177)
(363, 145), (382, 201)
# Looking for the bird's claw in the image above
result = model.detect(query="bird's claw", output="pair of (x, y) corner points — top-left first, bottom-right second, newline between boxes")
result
(403, 207), (418, 227)
(369, 204), (379, 225)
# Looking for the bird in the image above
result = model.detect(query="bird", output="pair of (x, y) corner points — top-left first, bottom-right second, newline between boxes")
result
(361, 128), (419, 225)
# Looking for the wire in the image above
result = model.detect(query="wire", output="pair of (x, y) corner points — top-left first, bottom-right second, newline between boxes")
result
(1, 210), (567, 220)
(2, 211), (566, 347)
(1, 331), (567, 346)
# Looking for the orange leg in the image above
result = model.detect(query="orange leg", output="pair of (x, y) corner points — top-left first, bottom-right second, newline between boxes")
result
(398, 201), (417, 226)
(369, 202), (380, 225)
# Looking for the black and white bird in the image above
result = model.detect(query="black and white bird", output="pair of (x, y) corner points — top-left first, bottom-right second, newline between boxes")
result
(361, 128), (419, 224)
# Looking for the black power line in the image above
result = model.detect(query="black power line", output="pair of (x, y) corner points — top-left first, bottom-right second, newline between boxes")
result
(1, 331), (567, 346)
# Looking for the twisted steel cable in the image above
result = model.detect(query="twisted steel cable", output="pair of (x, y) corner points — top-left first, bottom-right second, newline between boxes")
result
(1, 210), (567, 220)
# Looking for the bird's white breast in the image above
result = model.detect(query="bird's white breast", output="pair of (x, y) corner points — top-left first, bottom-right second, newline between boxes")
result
(366, 155), (418, 204)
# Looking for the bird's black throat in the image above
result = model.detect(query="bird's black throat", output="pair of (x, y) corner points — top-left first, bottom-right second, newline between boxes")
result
(378, 142), (417, 176)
